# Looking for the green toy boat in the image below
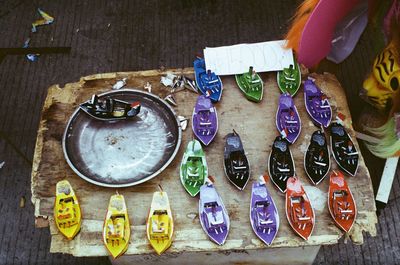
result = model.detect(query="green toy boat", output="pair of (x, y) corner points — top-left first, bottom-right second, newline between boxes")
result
(235, 66), (264, 102)
(180, 139), (208, 197)
(277, 58), (301, 96)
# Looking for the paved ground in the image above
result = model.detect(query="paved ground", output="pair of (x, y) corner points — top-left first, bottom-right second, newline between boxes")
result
(0, 1), (398, 264)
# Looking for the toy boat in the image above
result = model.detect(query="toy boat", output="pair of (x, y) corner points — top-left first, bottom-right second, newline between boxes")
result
(223, 130), (250, 190)
(277, 58), (301, 96)
(276, 93), (301, 144)
(54, 180), (81, 240)
(286, 177), (315, 240)
(304, 130), (330, 185)
(268, 136), (295, 193)
(328, 171), (357, 233)
(192, 95), (218, 146)
(330, 122), (359, 176)
(80, 94), (141, 121)
(199, 181), (230, 245)
(250, 176), (279, 245)
(146, 188), (174, 255)
(103, 193), (131, 259)
(180, 139), (208, 197)
(235, 66), (264, 102)
(304, 77), (332, 128)
(194, 57), (223, 102)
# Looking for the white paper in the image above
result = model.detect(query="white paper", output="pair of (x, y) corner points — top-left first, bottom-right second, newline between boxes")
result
(204, 40), (294, 75)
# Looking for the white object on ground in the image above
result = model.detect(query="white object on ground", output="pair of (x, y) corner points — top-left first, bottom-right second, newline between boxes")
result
(112, 78), (127, 90)
(376, 157), (399, 204)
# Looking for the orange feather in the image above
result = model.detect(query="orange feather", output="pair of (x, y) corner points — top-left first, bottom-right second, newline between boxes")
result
(285, 0), (320, 53)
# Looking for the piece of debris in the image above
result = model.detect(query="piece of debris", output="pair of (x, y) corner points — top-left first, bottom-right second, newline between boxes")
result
(178, 116), (189, 131)
(31, 8), (54, 33)
(23, 38), (40, 62)
(164, 94), (177, 106)
(0, 161), (4, 169)
(183, 76), (198, 93)
(144, 82), (152, 93)
(112, 78), (127, 90)
(20, 196), (26, 208)
(161, 73), (176, 87)
(107, 23), (111, 28)
(76, 28), (80, 33)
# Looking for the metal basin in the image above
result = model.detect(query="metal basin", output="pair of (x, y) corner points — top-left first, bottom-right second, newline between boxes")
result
(62, 89), (182, 187)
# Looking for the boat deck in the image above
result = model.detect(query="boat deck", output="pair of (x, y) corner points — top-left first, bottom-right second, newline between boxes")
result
(0, 0), (398, 264)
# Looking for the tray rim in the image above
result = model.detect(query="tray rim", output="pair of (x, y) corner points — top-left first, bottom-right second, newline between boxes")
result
(62, 88), (182, 188)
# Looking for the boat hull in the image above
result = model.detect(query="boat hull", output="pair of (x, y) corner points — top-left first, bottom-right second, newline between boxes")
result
(285, 177), (315, 240)
(277, 61), (301, 96)
(194, 58), (223, 102)
(80, 94), (141, 121)
(223, 131), (250, 190)
(303, 78), (332, 128)
(235, 71), (264, 102)
(276, 93), (301, 144)
(192, 95), (218, 146)
(328, 171), (357, 232)
(54, 180), (82, 240)
(180, 140), (208, 197)
(330, 122), (359, 176)
(199, 184), (230, 245)
(268, 136), (295, 193)
(250, 182), (279, 245)
(103, 194), (131, 259)
(146, 191), (174, 255)
(304, 130), (330, 185)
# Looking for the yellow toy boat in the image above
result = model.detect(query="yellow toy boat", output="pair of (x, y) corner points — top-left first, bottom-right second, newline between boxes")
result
(54, 180), (81, 240)
(146, 187), (174, 255)
(103, 193), (131, 259)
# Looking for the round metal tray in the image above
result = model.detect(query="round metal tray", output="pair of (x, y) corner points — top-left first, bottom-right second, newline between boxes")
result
(62, 89), (182, 187)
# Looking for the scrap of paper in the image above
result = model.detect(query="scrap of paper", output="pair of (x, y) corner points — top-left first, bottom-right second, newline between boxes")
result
(22, 38), (39, 62)
(32, 8), (54, 33)
(204, 40), (294, 75)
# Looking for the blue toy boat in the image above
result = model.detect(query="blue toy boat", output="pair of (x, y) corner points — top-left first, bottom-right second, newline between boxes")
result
(193, 57), (223, 102)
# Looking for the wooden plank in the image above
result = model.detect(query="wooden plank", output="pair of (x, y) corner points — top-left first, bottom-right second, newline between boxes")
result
(31, 68), (377, 257)
(112, 246), (321, 265)
(376, 157), (399, 204)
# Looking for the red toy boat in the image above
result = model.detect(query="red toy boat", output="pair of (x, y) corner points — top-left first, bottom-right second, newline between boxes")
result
(328, 171), (357, 233)
(285, 177), (315, 240)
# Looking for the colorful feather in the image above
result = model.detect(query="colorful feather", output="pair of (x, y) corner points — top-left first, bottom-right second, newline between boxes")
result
(363, 117), (400, 158)
(285, 0), (320, 53)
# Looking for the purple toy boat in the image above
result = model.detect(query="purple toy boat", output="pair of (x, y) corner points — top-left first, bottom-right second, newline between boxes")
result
(199, 181), (230, 245)
(304, 77), (332, 128)
(250, 176), (279, 245)
(192, 95), (218, 146)
(276, 93), (301, 144)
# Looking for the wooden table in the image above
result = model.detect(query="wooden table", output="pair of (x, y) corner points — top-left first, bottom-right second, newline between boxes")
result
(31, 68), (377, 265)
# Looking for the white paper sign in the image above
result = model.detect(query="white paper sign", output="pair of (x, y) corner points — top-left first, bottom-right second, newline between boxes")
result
(204, 40), (294, 75)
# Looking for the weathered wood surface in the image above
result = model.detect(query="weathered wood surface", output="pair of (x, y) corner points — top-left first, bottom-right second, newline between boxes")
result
(31, 68), (377, 257)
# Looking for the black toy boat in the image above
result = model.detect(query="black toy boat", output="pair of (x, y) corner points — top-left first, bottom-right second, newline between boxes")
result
(268, 136), (295, 193)
(80, 94), (141, 121)
(304, 130), (330, 185)
(330, 122), (359, 176)
(223, 130), (250, 190)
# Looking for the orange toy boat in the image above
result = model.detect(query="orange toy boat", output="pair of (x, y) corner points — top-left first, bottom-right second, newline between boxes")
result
(285, 177), (315, 240)
(328, 171), (357, 232)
